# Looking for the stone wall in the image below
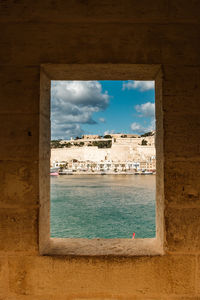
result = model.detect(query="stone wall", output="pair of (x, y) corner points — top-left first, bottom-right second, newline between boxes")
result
(137, 146), (156, 160)
(51, 146), (108, 163)
(0, 1), (200, 299)
(51, 144), (155, 163)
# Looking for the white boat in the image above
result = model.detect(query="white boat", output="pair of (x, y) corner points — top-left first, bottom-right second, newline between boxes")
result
(141, 171), (153, 175)
(59, 169), (73, 175)
(135, 170), (153, 175)
(50, 172), (59, 176)
(50, 167), (59, 176)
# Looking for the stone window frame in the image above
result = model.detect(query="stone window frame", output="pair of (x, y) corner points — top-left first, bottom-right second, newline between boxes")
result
(39, 64), (164, 256)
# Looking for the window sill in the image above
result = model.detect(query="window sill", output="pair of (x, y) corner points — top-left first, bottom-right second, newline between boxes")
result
(40, 237), (164, 256)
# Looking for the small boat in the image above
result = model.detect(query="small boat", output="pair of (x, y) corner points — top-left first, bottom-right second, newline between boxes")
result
(50, 172), (59, 176)
(59, 170), (73, 175)
(141, 171), (153, 175)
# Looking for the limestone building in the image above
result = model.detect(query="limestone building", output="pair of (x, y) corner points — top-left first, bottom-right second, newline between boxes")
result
(51, 135), (156, 167)
(0, 2), (200, 300)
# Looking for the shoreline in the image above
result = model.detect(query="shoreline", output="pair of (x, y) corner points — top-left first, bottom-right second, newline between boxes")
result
(52, 171), (156, 176)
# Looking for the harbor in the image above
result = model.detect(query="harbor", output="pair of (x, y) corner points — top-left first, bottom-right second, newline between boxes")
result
(51, 133), (156, 176)
(51, 169), (155, 176)
(51, 174), (156, 239)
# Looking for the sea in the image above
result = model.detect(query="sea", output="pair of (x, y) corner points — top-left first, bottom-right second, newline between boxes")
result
(50, 175), (156, 239)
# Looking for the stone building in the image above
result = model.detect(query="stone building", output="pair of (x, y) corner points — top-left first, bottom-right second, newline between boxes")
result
(82, 134), (100, 139)
(110, 133), (140, 138)
(0, 2), (200, 300)
(51, 137), (156, 165)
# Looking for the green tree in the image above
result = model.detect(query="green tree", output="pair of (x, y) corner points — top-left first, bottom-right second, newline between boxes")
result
(141, 139), (148, 145)
(141, 131), (153, 137)
(51, 140), (62, 148)
(65, 142), (72, 148)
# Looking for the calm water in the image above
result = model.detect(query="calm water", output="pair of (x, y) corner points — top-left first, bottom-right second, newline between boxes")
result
(50, 175), (156, 239)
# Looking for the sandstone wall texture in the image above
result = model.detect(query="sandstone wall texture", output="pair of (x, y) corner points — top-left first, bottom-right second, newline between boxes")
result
(0, 1), (200, 299)
(51, 146), (108, 163)
(50, 144), (155, 163)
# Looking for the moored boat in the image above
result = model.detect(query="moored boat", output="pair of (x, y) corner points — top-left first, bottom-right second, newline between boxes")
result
(50, 172), (59, 176)
(50, 167), (59, 176)
(141, 170), (153, 175)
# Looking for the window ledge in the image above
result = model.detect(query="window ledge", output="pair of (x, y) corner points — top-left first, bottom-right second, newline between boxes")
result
(40, 237), (164, 256)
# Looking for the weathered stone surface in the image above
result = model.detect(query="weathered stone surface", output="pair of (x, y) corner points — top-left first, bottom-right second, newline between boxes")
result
(0, 0), (199, 24)
(165, 160), (200, 206)
(0, 256), (8, 295)
(163, 95), (200, 114)
(8, 255), (195, 296)
(0, 0), (169, 24)
(0, 114), (38, 161)
(1, 296), (173, 300)
(0, 66), (39, 114)
(39, 115), (50, 160)
(0, 23), (161, 66)
(5, 296), (196, 300)
(0, 209), (38, 252)
(168, 0), (200, 21)
(165, 207), (200, 252)
(0, 1), (199, 299)
(162, 66), (200, 114)
(163, 66), (200, 96)
(0, 23), (199, 66)
(196, 256), (200, 294)
(5, 297), (54, 300)
(164, 113), (200, 159)
(0, 160), (38, 208)
(162, 298), (200, 300)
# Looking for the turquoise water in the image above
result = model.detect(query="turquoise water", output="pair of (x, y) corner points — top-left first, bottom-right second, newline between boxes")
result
(50, 175), (156, 239)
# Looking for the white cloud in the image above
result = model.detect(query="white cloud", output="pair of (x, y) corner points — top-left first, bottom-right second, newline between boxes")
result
(130, 120), (155, 134)
(148, 118), (155, 131)
(104, 130), (115, 136)
(130, 101), (155, 134)
(135, 102), (155, 118)
(51, 123), (84, 139)
(130, 122), (145, 134)
(122, 80), (154, 91)
(51, 81), (110, 139)
(99, 117), (105, 123)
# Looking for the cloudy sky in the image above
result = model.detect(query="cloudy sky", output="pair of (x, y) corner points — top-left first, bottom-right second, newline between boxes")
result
(51, 80), (155, 140)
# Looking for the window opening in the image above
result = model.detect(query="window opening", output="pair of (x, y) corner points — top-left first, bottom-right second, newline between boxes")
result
(50, 80), (156, 239)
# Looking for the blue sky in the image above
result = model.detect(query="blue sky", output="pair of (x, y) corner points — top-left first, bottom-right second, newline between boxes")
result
(51, 80), (155, 139)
